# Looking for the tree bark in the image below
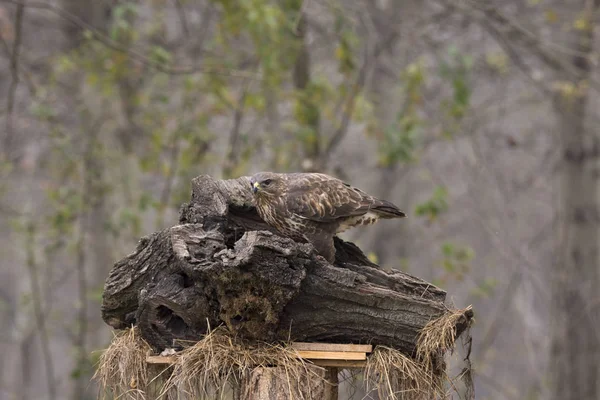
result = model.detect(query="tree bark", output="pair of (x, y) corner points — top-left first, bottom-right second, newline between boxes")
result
(550, 1), (600, 399)
(101, 175), (467, 356)
(292, 9), (322, 171)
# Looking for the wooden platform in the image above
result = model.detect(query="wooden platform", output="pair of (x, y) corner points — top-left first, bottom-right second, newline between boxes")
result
(146, 342), (373, 368)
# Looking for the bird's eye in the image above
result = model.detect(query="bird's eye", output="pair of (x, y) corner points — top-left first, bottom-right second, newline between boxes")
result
(263, 179), (272, 186)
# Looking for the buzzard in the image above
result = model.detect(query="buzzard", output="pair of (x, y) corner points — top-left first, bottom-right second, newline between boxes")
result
(249, 172), (406, 262)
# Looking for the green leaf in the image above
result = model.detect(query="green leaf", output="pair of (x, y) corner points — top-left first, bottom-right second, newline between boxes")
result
(470, 277), (498, 298)
(438, 241), (475, 282)
(150, 46), (172, 66)
(439, 47), (472, 121)
(442, 242), (454, 257)
(138, 193), (156, 211)
(30, 102), (57, 120)
(415, 186), (449, 219)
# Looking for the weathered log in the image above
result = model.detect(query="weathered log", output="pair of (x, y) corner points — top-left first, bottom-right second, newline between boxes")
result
(101, 175), (453, 355)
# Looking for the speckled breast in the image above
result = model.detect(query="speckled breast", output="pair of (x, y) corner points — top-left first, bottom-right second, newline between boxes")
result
(255, 200), (307, 242)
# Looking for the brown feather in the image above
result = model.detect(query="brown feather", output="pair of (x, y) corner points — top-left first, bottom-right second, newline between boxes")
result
(250, 172), (405, 262)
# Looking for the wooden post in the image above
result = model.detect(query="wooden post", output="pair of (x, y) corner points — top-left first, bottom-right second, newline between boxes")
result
(241, 365), (336, 400)
(324, 367), (339, 400)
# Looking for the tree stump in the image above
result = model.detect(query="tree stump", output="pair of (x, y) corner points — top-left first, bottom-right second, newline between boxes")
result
(100, 175), (472, 398)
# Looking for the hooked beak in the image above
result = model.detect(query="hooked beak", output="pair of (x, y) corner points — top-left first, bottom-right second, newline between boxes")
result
(251, 181), (259, 194)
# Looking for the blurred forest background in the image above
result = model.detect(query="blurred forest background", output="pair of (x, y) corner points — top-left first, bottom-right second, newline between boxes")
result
(0, 0), (599, 399)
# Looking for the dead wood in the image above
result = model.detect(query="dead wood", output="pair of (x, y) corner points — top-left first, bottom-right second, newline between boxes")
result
(101, 175), (463, 356)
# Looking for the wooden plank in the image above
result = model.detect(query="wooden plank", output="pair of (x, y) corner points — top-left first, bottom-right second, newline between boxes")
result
(294, 350), (366, 361)
(146, 355), (367, 369)
(310, 359), (366, 368)
(147, 350), (368, 365)
(291, 342), (372, 353)
(147, 355), (177, 364)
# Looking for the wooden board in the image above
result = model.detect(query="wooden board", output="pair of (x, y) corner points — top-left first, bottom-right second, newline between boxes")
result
(147, 355), (177, 364)
(290, 342), (372, 353)
(146, 355), (367, 368)
(146, 342), (370, 366)
(310, 359), (366, 368)
(147, 352), (366, 363)
(294, 350), (366, 361)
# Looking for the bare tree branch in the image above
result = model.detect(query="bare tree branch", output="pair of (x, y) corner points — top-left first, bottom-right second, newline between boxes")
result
(0, 0), (260, 79)
(186, 1), (215, 60)
(24, 223), (57, 400)
(72, 115), (104, 399)
(156, 140), (181, 228)
(321, 27), (397, 168)
(465, 0), (596, 61)
(477, 372), (519, 400)
(320, 50), (368, 168)
(0, 35), (37, 95)
(442, 0), (600, 90)
(477, 18), (551, 96)
(3, 0), (25, 157)
(173, 0), (190, 38)
(18, 330), (34, 400)
(293, 10), (324, 171)
(222, 87), (250, 178)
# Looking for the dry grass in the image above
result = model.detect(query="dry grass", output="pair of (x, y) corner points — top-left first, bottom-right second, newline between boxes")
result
(161, 326), (325, 399)
(365, 346), (443, 400)
(94, 326), (326, 400)
(416, 305), (473, 374)
(362, 306), (474, 400)
(94, 326), (160, 400)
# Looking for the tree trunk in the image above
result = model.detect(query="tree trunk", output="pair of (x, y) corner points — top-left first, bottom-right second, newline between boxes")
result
(550, 1), (600, 399)
(292, 9), (322, 171)
(101, 175), (471, 355)
(366, 1), (412, 263)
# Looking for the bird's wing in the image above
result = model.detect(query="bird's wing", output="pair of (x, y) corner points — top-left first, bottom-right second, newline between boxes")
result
(285, 174), (377, 222)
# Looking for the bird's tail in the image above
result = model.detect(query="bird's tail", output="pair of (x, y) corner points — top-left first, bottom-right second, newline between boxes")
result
(372, 199), (406, 218)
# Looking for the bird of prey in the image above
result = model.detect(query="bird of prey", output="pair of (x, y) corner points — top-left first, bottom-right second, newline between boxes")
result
(249, 172), (406, 262)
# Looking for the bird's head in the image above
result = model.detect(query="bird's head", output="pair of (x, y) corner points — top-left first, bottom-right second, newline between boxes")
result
(249, 172), (283, 199)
